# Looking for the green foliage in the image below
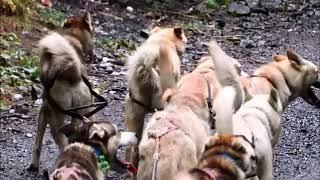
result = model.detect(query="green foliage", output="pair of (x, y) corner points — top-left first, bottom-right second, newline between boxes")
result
(0, 33), (40, 87)
(178, 20), (205, 34)
(204, 0), (230, 9)
(96, 37), (136, 57)
(37, 7), (66, 27)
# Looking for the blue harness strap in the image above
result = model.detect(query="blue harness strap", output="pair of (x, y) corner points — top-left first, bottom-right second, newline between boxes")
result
(91, 145), (110, 173)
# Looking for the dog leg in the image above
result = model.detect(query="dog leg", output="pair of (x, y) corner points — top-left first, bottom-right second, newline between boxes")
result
(124, 93), (147, 166)
(28, 105), (49, 171)
(258, 150), (273, 180)
(49, 112), (67, 151)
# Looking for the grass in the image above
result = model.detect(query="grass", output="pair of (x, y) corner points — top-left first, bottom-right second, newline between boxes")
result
(96, 37), (136, 58)
(0, 0), (67, 108)
(0, 32), (40, 108)
(204, 0), (230, 9)
(178, 20), (206, 35)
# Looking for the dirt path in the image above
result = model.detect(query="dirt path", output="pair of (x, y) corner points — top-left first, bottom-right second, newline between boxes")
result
(0, 1), (319, 179)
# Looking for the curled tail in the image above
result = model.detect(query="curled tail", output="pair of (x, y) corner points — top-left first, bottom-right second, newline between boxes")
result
(127, 44), (159, 88)
(38, 32), (82, 88)
(208, 41), (244, 134)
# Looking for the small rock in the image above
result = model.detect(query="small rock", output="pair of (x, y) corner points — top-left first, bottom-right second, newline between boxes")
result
(35, 99), (43, 106)
(25, 133), (33, 138)
(257, 40), (266, 46)
(111, 72), (120, 76)
(12, 94), (23, 102)
(120, 71), (127, 75)
(306, 11), (314, 17)
(240, 39), (255, 48)
(260, 0), (282, 10)
(13, 103), (29, 114)
(126, 6), (133, 13)
(16, 86), (29, 96)
(228, 2), (251, 15)
(109, 91), (117, 94)
(106, 66), (114, 74)
(314, 10), (320, 17)
(246, 0), (259, 9)
(9, 109), (15, 114)
(99, 63), (113, 69)
(127, 14), (136, 19)
(288, 29), (294, 32)
(287, 4), (297, 12)
(102, 57), (110, 63)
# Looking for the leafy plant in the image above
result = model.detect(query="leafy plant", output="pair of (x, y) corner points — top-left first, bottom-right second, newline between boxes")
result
(0, 33), (40, 87)
(204, 0), (230, 9)
(37, 7), (66, 27)
(96, 37), (136, 58)
(178, 20), (205, 34)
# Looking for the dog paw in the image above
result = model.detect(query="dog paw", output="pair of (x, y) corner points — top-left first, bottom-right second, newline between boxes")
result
(27, 164), (39, 172)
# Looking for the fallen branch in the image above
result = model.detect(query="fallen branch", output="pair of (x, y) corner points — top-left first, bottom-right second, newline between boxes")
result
(0, 138), (9, 142)
(211, 35), (246, 38)
(97, 11), (123, 21)
(148, 8), (197, 19)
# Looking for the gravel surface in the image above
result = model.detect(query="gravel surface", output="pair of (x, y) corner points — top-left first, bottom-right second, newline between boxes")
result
(0, 0), (319, 179)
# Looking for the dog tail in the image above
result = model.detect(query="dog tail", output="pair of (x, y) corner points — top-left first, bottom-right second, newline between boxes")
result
(208, 41), (244, 134)
(127, 44), (159, 87)
(38, 32), (82, 88)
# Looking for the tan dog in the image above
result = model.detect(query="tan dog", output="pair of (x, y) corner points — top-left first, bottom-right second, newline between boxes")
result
(240, 51), (320, 111)
(137, 46), (243, 180)
(28, 12), (95, 171)
(239, 50), (319, 146)
(125, 27), (187, 164)
(47, 121), (137, 180)
(175, 41), (281, 180)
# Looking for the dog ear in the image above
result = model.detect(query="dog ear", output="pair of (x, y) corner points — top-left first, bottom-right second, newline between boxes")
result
(287, 50), (304, 66)
(150, 26), (162, 34)
(82, 11), (93, 32)
(268, 88), (281, 111)
(174, 27), (183, 39)
(162, 88), (178, 104)
(272, 54), (287, 62)
(60, 124), (79, 138)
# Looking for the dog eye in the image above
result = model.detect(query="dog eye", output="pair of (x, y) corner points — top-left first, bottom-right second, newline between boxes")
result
(250, 155), (258, 162)
(204, 144), (210, 151)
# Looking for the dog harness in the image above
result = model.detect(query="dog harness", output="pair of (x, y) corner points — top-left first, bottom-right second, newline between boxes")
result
(128, 89), (163, 112)
(201, 74), (216, 129)
(92, 145), (110, 173)
(148, 116), (178, 180)
(46, 75), (108, 121)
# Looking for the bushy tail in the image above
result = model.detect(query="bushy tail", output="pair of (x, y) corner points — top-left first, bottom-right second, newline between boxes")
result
(128, 44), (180, 92)
(127, 44), (159, 87)
(38, 32), (82, 88)
(208, 41), (244, 134)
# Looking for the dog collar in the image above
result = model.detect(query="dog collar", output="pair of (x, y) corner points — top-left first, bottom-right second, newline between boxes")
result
(217, 153), (239, 164)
